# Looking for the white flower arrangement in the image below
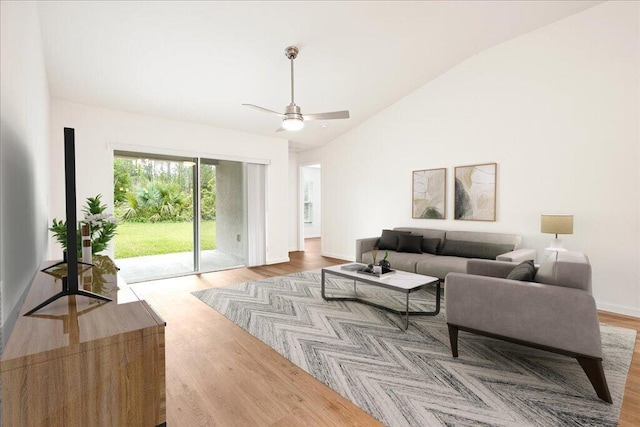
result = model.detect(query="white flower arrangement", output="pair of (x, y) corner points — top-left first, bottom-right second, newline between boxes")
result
(50, 194), (118, 255)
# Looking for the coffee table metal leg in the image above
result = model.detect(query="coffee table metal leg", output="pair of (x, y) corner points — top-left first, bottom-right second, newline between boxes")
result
(321, 269), (326, 300)
(404, 292), (410, 330)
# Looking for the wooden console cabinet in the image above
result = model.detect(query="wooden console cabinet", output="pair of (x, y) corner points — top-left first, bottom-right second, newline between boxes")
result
(1, 256), (166, 426)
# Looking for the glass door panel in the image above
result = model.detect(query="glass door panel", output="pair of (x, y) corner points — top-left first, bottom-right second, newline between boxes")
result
(113, 151), (195, 282)
(199, 159), (246, 272)
(113, 151), (250, 282)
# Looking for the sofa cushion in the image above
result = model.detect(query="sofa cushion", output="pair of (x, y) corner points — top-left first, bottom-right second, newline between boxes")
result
(397, 235), (423, 253)
(394, 227), (446, 241)
(506, 260), (536, 281)
(440, 240), (514, 260)
(421, 238), (440, 255)
(416, 256), (468, 280)
(467, 259), (521, 278)
(444, 230), (522, 249)
(376, 229), (411, 251)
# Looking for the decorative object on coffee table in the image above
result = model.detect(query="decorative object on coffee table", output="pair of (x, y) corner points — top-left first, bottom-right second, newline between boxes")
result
(368, 246), (379, 271)
(454, 163), (497, 221)
(357, 267), (395, 278)
(379, 250), (391, 271)
(412, 168), (446, 219)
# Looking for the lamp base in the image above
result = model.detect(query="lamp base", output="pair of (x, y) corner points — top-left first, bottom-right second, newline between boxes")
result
(546, 238), (567, 252)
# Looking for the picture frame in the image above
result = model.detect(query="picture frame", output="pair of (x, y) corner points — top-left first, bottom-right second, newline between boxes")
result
(412, 168), (446, 219)
(454, 163), (497, 221)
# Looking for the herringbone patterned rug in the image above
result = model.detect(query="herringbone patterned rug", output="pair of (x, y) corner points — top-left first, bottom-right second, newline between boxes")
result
(193, 270), (636, 426)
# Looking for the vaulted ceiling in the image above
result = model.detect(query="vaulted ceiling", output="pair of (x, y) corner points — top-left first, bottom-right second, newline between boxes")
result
(38, 1), (601, 151)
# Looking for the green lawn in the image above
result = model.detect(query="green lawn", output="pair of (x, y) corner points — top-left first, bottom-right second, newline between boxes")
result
(115, 221), (216, 258)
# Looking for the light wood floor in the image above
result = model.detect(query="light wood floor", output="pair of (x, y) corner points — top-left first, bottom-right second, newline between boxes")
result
(131, 238), (640, 426)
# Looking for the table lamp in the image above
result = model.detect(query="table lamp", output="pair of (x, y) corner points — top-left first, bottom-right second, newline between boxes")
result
(541, 214), (573, 251)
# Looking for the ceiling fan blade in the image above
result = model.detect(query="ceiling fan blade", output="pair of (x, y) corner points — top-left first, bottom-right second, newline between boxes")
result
(242, 104), (285, 117)
(302, 110), (350, 121)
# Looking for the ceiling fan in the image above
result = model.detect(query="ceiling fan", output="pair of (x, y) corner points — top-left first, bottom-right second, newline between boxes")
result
(243, 46), (350, 132)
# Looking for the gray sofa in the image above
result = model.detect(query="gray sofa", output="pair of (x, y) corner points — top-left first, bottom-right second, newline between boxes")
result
(445, 252), (611, 403)
(355, 227), (536, 280)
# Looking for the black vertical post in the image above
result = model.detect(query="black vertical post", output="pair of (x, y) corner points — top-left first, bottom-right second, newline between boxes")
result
(64, 128), (79, 293)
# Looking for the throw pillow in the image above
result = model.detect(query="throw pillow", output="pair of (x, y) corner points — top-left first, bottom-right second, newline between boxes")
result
(376, 229), (410, 251)
(397, 234), (423, 254)
(421, 238), (441, 255)
(439, 240), (514, 260)
(506, 260), (536, 281)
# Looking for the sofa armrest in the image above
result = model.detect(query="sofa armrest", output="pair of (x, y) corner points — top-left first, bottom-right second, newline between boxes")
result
(445, 273), (602, 358)
(496, 248), (536, 263)
(355, 237), (379, 263)
(465, 259), (518, 278)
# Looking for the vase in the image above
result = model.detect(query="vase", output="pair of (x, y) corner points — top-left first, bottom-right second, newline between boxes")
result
(81, 223), (92, 265)
(379, 259), (391, 270)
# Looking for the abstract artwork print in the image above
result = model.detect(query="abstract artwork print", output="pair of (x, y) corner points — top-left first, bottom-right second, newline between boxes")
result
(412, 168), (446, 219)
(454, 163), (496, 221)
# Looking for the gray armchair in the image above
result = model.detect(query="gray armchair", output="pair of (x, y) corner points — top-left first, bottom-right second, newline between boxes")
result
(445, 251), (612, 403)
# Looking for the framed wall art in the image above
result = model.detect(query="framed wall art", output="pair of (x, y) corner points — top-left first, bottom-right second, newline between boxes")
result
(412, 168), (446, 219)
(454, 163), (497, 221)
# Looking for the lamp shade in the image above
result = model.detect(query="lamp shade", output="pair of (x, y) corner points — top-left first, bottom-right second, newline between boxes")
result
(541, 214), (574, 235)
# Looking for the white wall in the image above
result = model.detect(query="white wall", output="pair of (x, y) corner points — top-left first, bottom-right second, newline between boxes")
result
(302, 166), (321, 238)
(49, 100), (290, 265)
(288, 152), (300, 251)
(0, 1), (51, 345)
(298, 1), (640, 316)
(216, 160), (246, 257)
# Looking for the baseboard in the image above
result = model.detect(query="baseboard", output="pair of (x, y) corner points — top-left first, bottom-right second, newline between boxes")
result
(596, 301), (640, 318)
(3, 281), (32, 348)
(321, 251), (352, 262)
(0, 279), (3, 351)
(267, 257), (290, 265)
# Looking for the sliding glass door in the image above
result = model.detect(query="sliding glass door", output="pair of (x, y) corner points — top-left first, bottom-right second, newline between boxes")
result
(199, 159), (246, 273)
(113, 151), (254, 283)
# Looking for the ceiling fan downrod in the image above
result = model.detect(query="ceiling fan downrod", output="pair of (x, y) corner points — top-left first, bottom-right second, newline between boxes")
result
(285, 46), (299, 105)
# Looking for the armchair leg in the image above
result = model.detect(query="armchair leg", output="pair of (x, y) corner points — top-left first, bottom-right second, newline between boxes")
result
(447, 324), (459, 357)
(576, 356), (612, 404)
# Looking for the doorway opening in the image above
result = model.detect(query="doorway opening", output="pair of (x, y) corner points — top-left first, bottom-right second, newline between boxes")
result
(113, 151), (252, 282)
(299, 163), (321, 251)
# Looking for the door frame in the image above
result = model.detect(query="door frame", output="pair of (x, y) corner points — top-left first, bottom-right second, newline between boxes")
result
(298, 161), (322, 252)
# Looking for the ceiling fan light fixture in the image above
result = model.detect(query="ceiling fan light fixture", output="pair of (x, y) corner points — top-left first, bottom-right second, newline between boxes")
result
(282, 117), (304, 131)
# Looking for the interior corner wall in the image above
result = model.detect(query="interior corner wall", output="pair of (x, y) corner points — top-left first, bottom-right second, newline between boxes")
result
(302, 167), (321, 238)
(48, 100), (290, 266)
(0, 1), (51, 346)
(297, 1), (640, 316)
(288, 152), (300, 251)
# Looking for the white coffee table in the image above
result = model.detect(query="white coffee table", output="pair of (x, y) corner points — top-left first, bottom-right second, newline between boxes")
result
(321, 263), (441, 330)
